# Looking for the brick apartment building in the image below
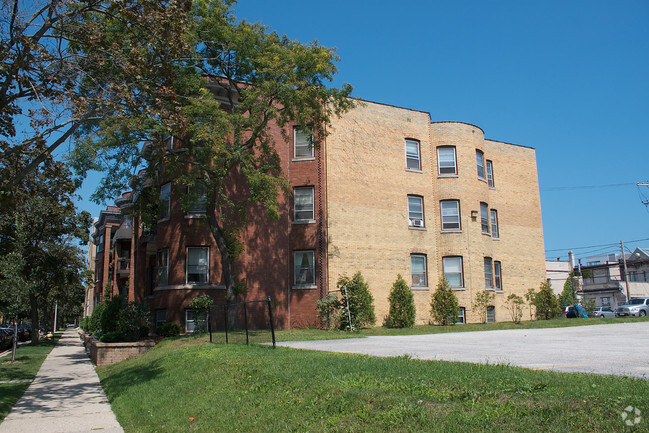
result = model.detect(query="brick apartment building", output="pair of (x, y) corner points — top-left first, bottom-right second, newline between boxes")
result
(90, 99), (546, 330)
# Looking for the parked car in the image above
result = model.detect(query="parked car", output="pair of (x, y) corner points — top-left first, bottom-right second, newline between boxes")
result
(616, 298), (649, 317)
(0, 327), (14, 350)
(17, 324), (32, 342)
(591, 307), (615, 318)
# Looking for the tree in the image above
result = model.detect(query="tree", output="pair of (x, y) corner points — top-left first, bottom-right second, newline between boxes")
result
(387, 274), (415, 328)
(533, 280), (561, 320)
(0, 0), (194, 186)
(472, 290), (495, 324)
(189, 294), (214, 332)
(71, 1), (354, 317)
(505, 293), (525, 324)
(0, 139), (90, 343)
(524, 288), (536, 320)
(559, 278), (575, 306)
(430, 278), (459, 326)
(338, 272), (375, 330)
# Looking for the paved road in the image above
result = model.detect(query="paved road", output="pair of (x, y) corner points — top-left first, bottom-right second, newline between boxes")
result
(278, 321), (649, 379)
(0, 329), (123, 433)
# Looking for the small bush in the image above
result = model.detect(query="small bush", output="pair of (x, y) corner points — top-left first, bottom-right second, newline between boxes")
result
(117, 303), (151, 341)
(80, 316), (90, 332)
(473, 291), (495, 324)
(533, 280), (561, 320)
(88, 301), (107, 335)
(338, 272), (376, 330)
(387, 275), (415, 328)
(430, 278), (459, 326)
(316, 294), (340, 329)
(505, 293), (525, 324)
(157, 322), (182, 337)
(100, 296), (123, 334)
(99, 332), (124, 343)
(189, 295), (214, 332)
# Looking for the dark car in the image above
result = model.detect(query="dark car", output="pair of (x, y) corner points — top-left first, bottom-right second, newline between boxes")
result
(0, 327), (14, 350)
(17, 324), (32, 342)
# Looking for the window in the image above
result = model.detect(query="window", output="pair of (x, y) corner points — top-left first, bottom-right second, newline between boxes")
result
(490, 209), (499, 239)
(160, 182), (171, 219)
(294, 128), (314, 159)
(405, 139), (421, 171)
(294, 251), (315, 286)
(486, 160), (495, 187)
(480, 202), (489, 234)
(443, 256), (463, 288)
(410, 254), (427, 287)
(437, 147), (457, 175)
(187, 184), (207, 215)
(408, 195), (424, 227)
(294, 187), (315, 221)
(602, 297), (610, 306)
(486, 306), (495, 323)
(185, 309), (196, 333)
(484, 257), (493, 289)
(156, 309), (166, 328)
(186, 247), (208, 284)
(440, 200), (461, 231)
(476, 150), (485, 180)
(456, 307), (466, 324)
(157, 250), (169, 286)
(494, 261), (502, 291)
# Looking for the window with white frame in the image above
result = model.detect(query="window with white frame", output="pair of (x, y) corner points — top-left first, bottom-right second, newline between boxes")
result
(157, 249), (169, 286)
(486, 306), (495, 323)
(160, 182), (171, 219)
(456, 307), (466, 324)
(490, 209), (499, 239)
(486, 160), (495, 187)
(294, 128), (314, 159)
(484, 257), (493, 289)
(476, 150), (485, 180)
(156, 309), (166, 328)
(480, 202), (490, 234)
(410, 254), (427, 287)
(443, 256), (464, 288)
(602, 297), (610, 306)
(294, 187), (315, 222)
(187, 184), (207, 215)
(437, 147), (457, 175)
(494, 261), (502, 291)
(440, 200), (461, 231)
(186, 247), (208, 284)
(408, 195), (424, 228)
(185, 309), (196, 333)
(405, 139), (421, 171)
(294, 250), (315, 286)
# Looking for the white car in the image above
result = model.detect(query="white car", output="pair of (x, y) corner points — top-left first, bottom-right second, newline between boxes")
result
(591, 307), (615, 318)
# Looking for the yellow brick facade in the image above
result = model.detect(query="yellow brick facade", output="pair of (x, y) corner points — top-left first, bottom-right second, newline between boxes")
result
(325, 101), (546, 324)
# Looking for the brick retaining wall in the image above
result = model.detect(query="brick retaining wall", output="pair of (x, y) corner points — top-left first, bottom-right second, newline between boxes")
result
(79, 330), (156, 366)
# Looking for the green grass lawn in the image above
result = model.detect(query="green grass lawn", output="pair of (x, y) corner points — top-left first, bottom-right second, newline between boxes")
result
(98, 329), (649, 433)
(0, 334), (61, 421)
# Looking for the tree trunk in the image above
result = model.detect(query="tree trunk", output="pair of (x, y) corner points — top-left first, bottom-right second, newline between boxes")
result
(29, 294), (39, 344)
(207, 207), (237, 329)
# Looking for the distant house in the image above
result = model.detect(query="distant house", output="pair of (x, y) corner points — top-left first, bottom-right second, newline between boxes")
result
(577, 249), (649, 308)
(546, 258), (572, 296)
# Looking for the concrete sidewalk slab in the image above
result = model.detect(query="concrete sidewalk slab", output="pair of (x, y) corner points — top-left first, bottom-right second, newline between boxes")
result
(278, 321), (649, 379)
(0, 329), (123, 433)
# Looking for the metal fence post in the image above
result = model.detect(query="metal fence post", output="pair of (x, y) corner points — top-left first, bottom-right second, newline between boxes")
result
(224, 303), (229, 344)
(243, 301), (249, 345)
(267, 296), (276, 348)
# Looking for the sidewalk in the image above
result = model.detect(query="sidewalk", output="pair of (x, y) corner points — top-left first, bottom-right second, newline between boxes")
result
(0, 329), (124, 433)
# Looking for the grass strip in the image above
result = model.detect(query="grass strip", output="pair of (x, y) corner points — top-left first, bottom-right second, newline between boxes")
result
(98, 335), (649, 432)
(0, 334), (61, 421)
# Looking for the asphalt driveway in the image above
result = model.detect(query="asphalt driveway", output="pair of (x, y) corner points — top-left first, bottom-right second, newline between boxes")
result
(278, 321), (649, 379)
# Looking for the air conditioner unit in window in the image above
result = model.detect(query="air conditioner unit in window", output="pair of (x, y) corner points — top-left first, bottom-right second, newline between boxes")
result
(412, 219), (424, 227)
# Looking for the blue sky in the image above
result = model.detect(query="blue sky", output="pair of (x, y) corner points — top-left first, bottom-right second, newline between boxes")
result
(76, 0), (649, 262)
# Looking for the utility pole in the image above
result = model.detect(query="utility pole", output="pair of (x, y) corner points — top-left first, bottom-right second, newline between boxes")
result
(621, 240), (631, 302)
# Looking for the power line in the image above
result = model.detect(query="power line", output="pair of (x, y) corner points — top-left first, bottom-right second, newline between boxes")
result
(545, 237), (649, 254)
(542, 182), (635, 191)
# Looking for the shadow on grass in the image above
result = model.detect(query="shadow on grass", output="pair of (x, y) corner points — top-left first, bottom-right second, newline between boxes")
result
(99, 359), (164, 398)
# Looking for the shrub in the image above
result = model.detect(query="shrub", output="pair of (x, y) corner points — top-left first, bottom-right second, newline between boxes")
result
(157, 322), (182, 337)
(100, 296), (123, 334)
(117, 303), (151, 341)
(80, 316), (90, 332)
(338, 272), (376, 330)
(189, 295), (214, 332)
(88, 301), (107, 335)
(387, 275), (415, 328)
(473, 291), (495, 324)
(505, 293), (525, 324)
(430, 278), (459, 326)
(533, 280), (561, 320)
(316, 293), (340, 329)
(99, 332), (124, 343)
(560, 278), (575, 306)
